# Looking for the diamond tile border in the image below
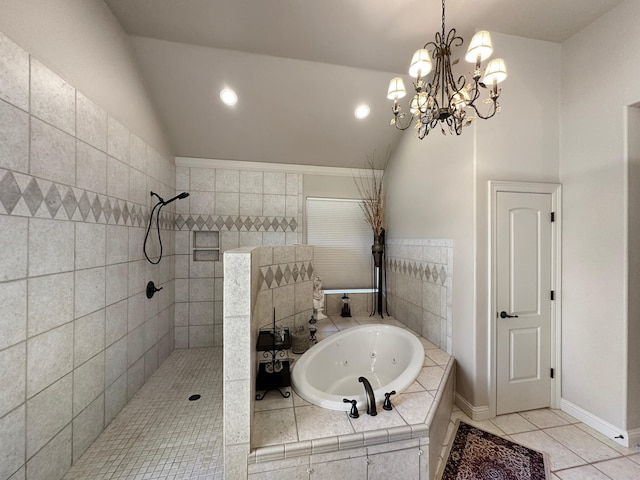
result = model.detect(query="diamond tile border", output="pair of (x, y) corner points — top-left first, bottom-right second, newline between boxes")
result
(1, 167), (299, 234)
(387, 256), (447, 286)
(0, 168), (174, 229)
(258, 262), (314, 290)
(176, 214), (298, 232)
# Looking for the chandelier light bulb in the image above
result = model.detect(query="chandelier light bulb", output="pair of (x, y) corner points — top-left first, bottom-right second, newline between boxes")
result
(483, 58), (508, 85)
(408, 49), (433, 78)
(387, 77), (407, 100)
(410, 92), (428, 115)
(219, 88), (238, 106)
(451, 88), (470, 110)
(465, 30), (493, 63)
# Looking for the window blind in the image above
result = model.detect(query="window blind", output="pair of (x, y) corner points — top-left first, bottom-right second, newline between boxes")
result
(306, 197), (373, 290)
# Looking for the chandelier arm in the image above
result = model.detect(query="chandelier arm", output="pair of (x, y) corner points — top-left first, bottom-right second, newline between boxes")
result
(391, 110), (415, 131)
(445, 28), (464, 50)
(466, 78), (482, 105)
(466, 98), (500, 120)
(454, 74), (467, 91)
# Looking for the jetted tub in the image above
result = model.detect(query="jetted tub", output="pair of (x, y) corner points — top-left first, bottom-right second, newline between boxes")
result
(291, 324), (425, 411)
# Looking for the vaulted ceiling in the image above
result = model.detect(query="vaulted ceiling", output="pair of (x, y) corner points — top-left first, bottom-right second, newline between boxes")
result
(105, 0), (623, 168)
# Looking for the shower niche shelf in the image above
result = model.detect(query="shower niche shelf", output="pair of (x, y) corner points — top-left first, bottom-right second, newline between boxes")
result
(193, 231), (219, 262)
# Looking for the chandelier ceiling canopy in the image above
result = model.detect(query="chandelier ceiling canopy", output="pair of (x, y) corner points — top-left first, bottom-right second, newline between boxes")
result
(387, 0), (508, 139)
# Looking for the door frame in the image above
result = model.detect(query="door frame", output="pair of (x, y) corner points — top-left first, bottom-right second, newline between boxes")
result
(488, 181), (562, 418)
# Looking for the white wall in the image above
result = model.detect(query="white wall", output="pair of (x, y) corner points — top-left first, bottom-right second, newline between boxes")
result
(386, 33), (560, 409)
(561, 0), (640, 432)
(0, 0), (171, 155)
(628, 105), (640, 431)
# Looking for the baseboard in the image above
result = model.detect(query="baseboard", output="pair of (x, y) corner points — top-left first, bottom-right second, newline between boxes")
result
(560, 398), (629, 447)
(455, 393), (491, 421)
(626, 428), (640, 448)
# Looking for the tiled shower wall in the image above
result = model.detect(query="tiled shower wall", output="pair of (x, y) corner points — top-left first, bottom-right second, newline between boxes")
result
(386, 239), (453, 353)
(0, 32), (176, 480)
(174, 164), (303, 348)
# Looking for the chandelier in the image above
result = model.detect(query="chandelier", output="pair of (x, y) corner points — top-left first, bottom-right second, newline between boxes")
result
(387, 0), (507, 138)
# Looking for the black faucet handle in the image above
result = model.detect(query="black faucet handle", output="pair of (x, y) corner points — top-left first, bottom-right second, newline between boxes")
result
(343, 398), (359, 418)
(382, 390), (397, 411)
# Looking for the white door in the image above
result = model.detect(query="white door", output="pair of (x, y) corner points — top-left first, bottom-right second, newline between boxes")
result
(496, 191), (553, 415)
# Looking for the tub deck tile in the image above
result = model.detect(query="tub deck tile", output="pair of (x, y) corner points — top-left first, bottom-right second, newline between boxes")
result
(254, 444), (285, 463)
(349, 407), (406, 432)
(394, 390), (435, 425)
(311, 436), (339, 455)
(284, 440), (312, 458)
(362, 429), (388, 446)
(387, 425), (414, 442)
(338, 432), (364, 450)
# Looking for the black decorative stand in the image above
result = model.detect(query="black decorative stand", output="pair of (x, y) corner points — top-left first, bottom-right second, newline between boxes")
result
(255, 309), (291, 400)
(370, 229), (388, 318)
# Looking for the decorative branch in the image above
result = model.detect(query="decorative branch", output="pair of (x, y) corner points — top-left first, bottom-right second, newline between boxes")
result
(353, 148), (390, 237)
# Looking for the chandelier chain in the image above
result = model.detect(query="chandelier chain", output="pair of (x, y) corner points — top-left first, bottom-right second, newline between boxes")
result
(441, 0), (446, 39)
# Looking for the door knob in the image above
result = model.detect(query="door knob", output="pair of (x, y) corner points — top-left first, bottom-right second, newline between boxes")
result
(500, 311), (519, 319)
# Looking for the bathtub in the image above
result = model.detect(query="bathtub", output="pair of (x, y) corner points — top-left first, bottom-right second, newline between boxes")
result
(291, 324), (425, 411)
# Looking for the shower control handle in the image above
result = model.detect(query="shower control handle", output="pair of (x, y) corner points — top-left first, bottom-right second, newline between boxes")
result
(499, 311), (519, 319)
(146, 281), (163, 299)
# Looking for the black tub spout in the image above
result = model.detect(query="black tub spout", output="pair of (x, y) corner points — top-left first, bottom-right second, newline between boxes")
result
(358, 377), (377, 416)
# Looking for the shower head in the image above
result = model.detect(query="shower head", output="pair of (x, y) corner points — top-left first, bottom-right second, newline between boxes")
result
(150, 191), (189, 206)
(163, 192), (190, 205)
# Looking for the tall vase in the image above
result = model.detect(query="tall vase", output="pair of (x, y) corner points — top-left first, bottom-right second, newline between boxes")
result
(372, 234), (383, 267)
(371, 232), (385, 317)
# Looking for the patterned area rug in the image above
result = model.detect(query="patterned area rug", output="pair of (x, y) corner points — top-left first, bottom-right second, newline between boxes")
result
(439, 420), (549, 480)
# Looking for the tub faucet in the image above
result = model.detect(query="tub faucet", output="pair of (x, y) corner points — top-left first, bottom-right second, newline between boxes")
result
(358, 377), (377, 416)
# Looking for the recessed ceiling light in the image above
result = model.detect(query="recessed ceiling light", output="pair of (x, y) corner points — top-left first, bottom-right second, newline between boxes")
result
(220, 88), (238, 106)
(354, 104), (370, 119)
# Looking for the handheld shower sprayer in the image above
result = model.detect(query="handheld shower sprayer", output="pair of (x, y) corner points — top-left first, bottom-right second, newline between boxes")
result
(144, 190), (190, 264)
(149, 191), (190, 206)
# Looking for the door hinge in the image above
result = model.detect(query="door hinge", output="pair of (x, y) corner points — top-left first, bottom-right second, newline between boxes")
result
(550, 368), (555, 379)
(550, 290), (555, 301)
(551, 212), (555, 222)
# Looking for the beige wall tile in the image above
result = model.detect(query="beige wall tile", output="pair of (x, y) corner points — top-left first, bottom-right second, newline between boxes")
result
(30, 118), (75, 185)
(27, 323), (73, 397)
(76, 93), (106, 152)
(0, 405), (25, 480)
(0, 279), (26, 349)
(30, 59), (75, 135)
(26, 424), (71, 480)
(26, 374), (72, 457)
(0, 100), (29, 173)
(0, 342), (25, 417)
(0, 32), (29, 111)
(28, 217), (74, 277)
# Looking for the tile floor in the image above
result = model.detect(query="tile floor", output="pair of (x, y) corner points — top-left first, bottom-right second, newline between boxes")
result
(441, 407), (640, 480)
(63, 335), (640, 480)
(63, 348), (224, 480)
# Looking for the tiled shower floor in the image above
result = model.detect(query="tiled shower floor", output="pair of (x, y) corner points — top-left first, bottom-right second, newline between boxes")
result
(64, 348), (224, 480)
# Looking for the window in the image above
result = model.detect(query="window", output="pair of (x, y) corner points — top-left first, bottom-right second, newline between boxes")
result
(306, 197), (373, 290)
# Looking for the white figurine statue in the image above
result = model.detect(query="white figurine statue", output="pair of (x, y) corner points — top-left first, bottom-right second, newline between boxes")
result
(312, 275), (327, 320)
